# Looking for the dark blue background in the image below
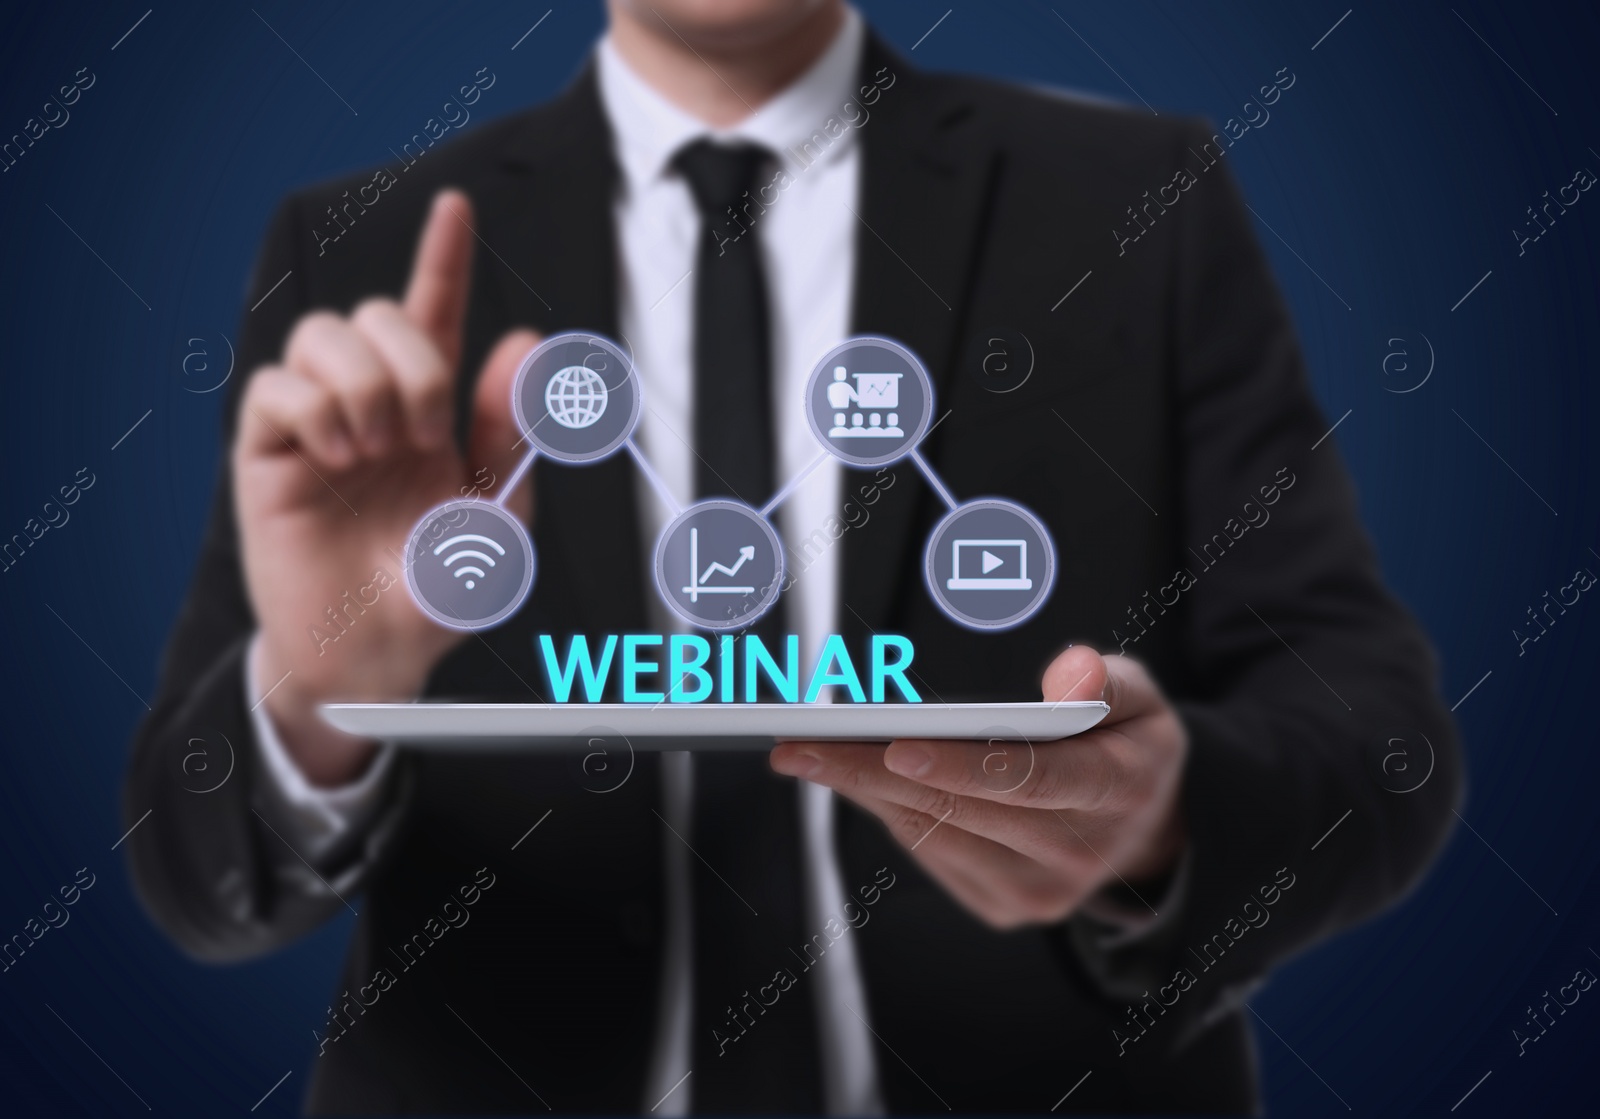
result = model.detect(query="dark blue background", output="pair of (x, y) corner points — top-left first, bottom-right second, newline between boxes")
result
(1, 2), (1596, 1114)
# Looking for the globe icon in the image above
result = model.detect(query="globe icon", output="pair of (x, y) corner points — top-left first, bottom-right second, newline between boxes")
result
(544, 365), (609, 430)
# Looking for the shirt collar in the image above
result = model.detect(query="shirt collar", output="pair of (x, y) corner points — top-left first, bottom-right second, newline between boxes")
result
(596, 6), (865, 194)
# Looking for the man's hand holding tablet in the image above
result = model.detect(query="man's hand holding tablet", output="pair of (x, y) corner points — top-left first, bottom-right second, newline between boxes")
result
(771, 645), (1189, 928)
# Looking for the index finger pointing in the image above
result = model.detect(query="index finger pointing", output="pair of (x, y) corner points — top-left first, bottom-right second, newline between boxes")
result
(403, 190), (476, 369)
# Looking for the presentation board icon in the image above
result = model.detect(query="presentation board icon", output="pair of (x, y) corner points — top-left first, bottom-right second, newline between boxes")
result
(655, 500), (783, 630)
(403, 499), (536, 631)
(806, 336), (932, 466)
(514, 333), (640, 462)
(826, 368), (903, 438)
(925, 500), (1055, 630)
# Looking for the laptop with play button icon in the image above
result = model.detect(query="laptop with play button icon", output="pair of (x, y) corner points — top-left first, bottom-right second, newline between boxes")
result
(947, 538), (1033, 590)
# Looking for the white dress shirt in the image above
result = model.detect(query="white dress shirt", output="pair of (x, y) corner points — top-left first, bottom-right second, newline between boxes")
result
(599, 9), (880, 1114)
(250, 8), (885, 1114)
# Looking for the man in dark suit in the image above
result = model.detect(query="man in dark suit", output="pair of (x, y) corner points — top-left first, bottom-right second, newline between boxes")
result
(124, 1), (1460, 1113)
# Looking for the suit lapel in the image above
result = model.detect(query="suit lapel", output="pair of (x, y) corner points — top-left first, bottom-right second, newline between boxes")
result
(842, 35), (1001, 637)
(484, 65), (649, 634)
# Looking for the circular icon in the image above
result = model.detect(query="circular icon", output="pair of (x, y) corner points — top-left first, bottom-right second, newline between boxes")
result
(1380, 334), (1434, 394)
(1366, 727), (1435, 794)
(403, 499), (535, 631)
(805, 335), (934, 467)
(545, 365), (609, 429)
(969, 330), (1034, 394)
(514, 332), (641, 462)
(924, 499), (1056, 630)
(655, 500), (783, 631)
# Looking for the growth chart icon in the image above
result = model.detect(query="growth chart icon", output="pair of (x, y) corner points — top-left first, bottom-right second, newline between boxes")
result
(681, 532), (757, 602)
(655, 500), (783, 630)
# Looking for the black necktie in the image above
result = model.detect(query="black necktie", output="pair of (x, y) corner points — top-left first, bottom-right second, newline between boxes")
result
(673, 138), (822, 1113)
(676, 138), (776, 504)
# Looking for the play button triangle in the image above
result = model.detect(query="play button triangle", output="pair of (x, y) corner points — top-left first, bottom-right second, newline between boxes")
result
(981, 550), (1004, 574)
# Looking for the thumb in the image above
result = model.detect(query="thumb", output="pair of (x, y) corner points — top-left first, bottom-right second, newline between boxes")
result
(1043, 645), (1162, 725)
(1042, 645), (1109, 705)
(466, 329), (541, 518)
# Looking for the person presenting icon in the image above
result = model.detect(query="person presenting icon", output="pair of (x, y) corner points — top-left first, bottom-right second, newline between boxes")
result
(827, 366), (905, 437)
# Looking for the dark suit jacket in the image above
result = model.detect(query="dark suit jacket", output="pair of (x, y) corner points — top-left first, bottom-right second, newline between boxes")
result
(124, 33), (1461, 1115)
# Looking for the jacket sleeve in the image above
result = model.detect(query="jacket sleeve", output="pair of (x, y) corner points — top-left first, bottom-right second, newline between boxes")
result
(120, 195), (408, 962)
(1072, 120), (1462, 1047)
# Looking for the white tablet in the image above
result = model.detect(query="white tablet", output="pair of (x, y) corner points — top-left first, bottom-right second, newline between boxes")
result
(319, 701), (1109, 750)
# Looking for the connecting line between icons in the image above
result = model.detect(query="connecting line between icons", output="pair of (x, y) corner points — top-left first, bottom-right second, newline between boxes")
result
(403, 332), (1059, 635)
(493, 448), (539, 508)
(911, 448), (959, 511)
(761, 450), (830, 517)
(627, 438), (684, 516)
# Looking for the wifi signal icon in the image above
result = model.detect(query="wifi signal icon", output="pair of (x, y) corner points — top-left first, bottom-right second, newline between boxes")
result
(433, 533), (507, 590)
(405, 499), (536, 630)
